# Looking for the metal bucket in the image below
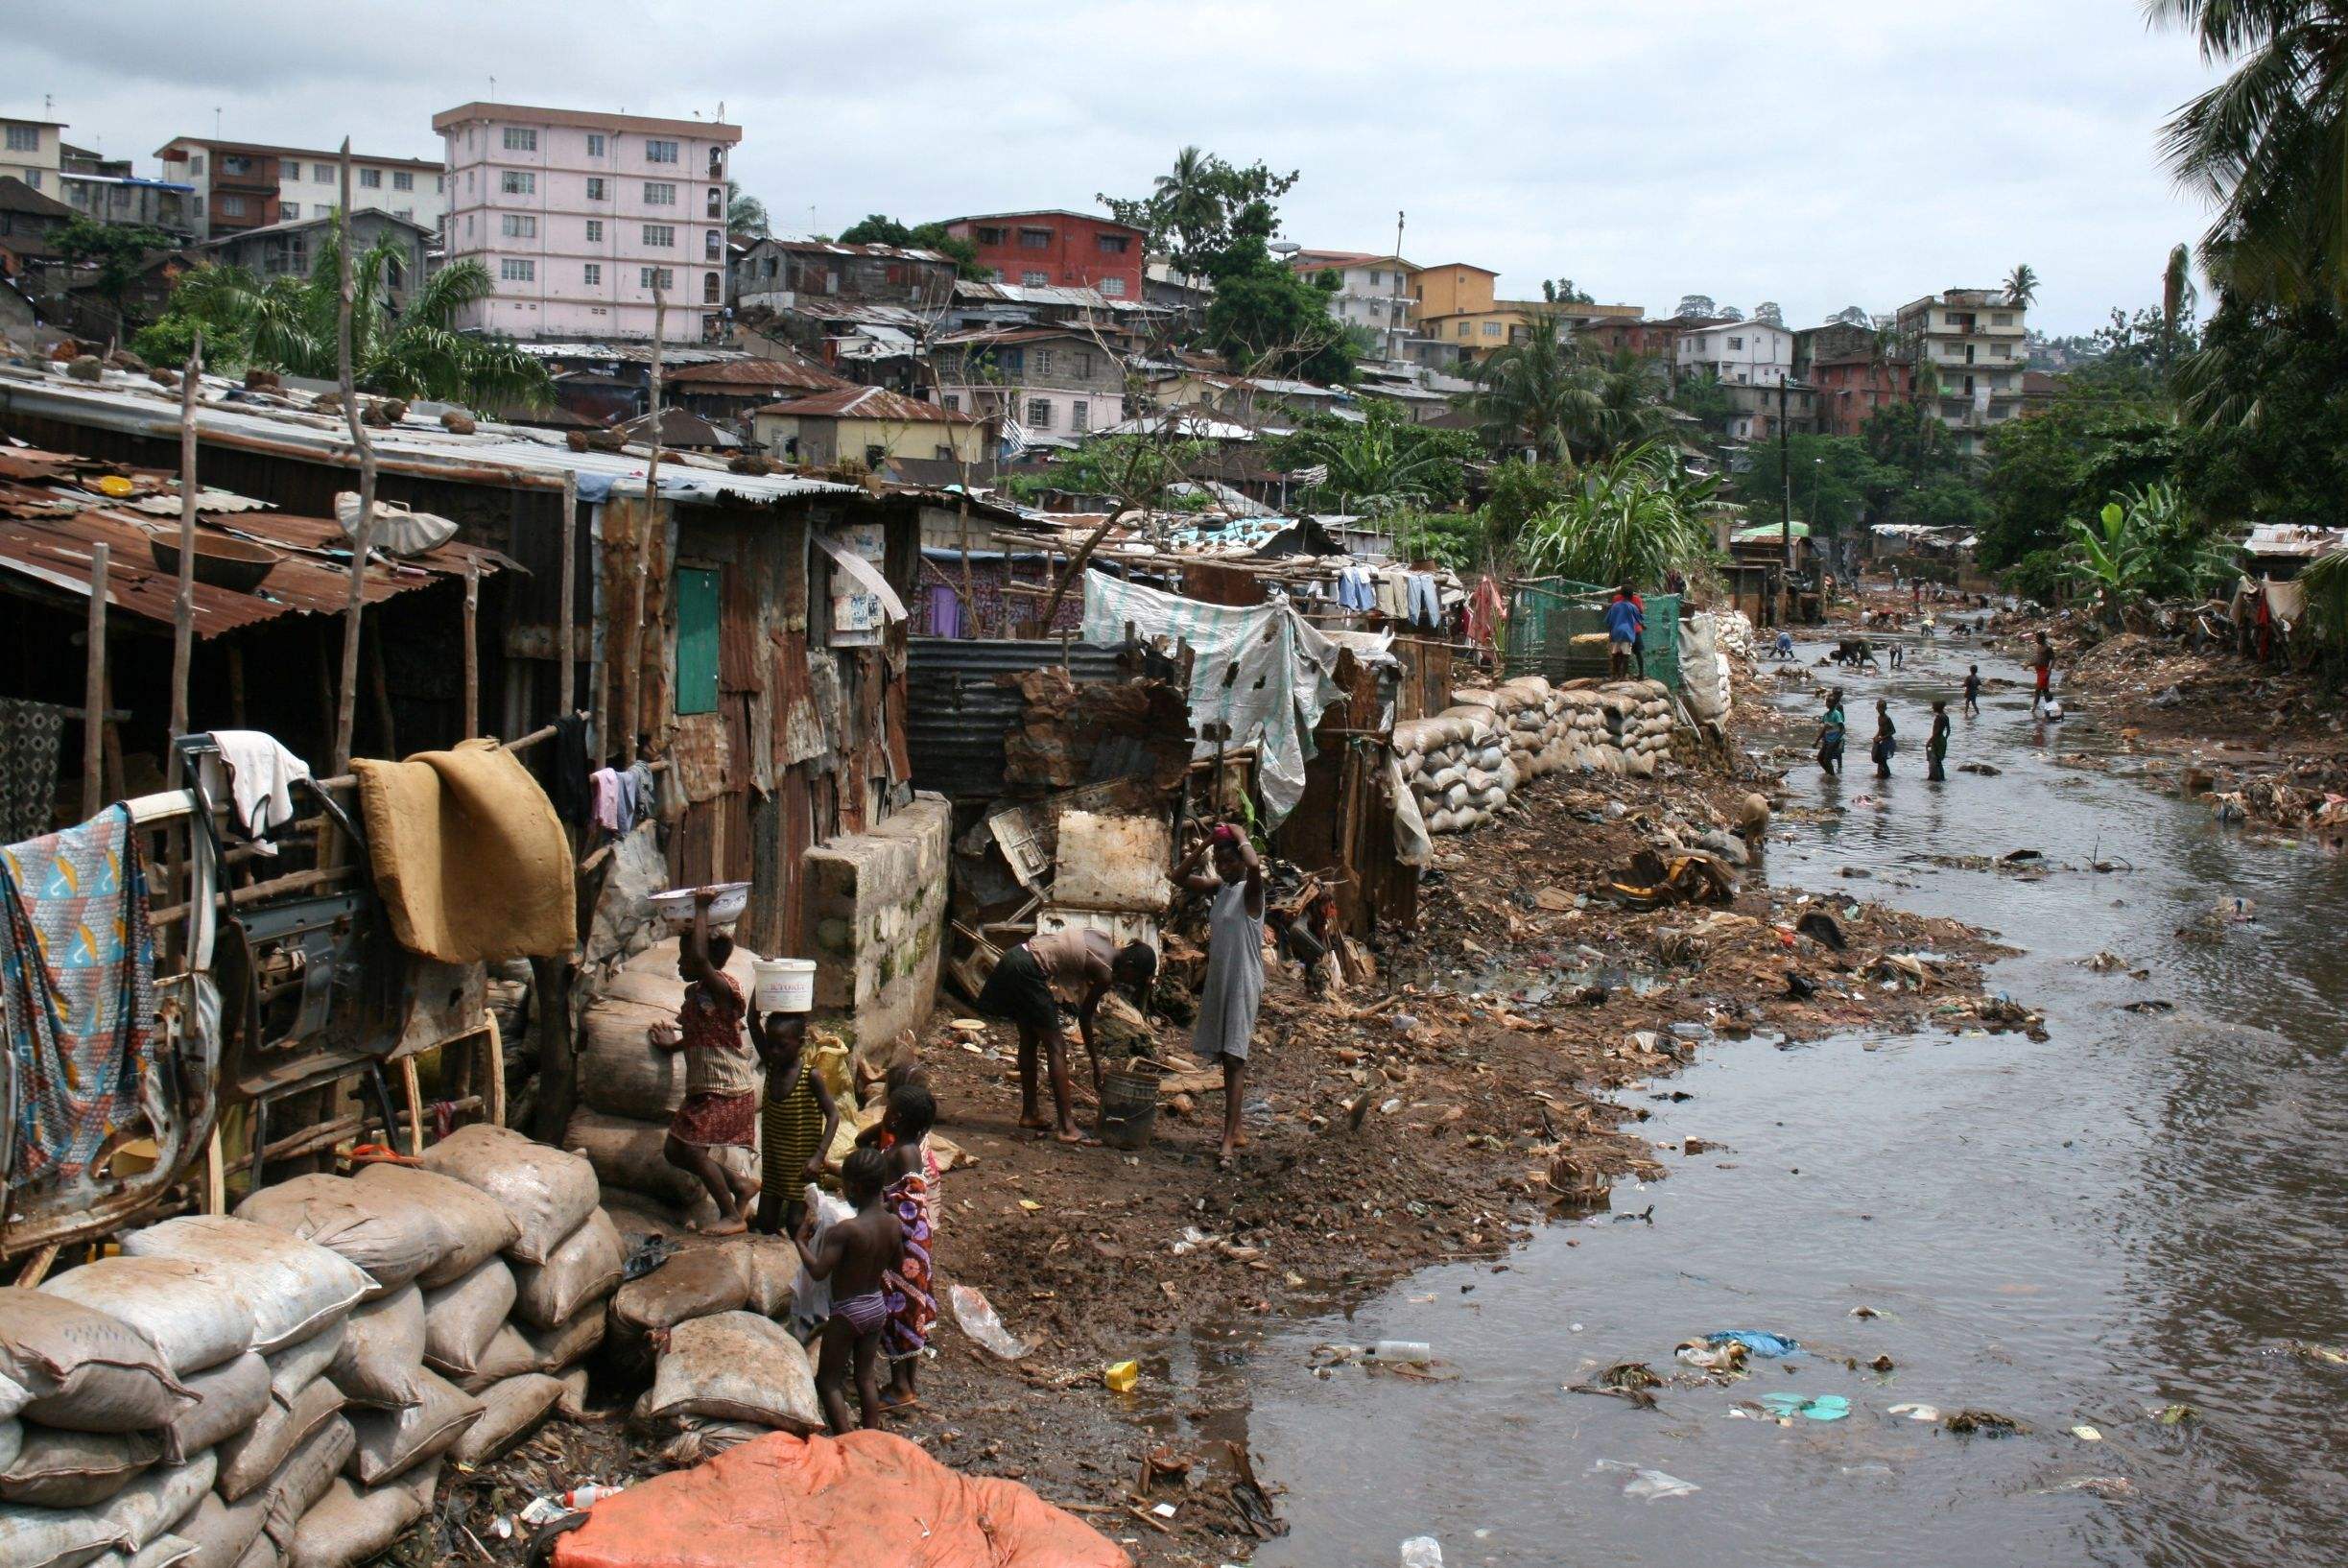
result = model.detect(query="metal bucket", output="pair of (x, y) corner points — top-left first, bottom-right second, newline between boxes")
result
(1096, 1069), (1160, 1152)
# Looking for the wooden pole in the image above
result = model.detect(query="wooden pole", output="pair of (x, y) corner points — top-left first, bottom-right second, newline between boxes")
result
(462, 555), (480, 739)
(621, 283), (667, 759)
(368, 622), (395, 758)
(557, 468), (577, 722)
(331, 140), (380, 775)
(83, 542), (107, 820)
(165, 331), (203, 790)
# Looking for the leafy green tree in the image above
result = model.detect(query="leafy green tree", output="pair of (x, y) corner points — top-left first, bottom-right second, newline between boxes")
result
(56, 216), (176, 334)
(1514, 441), (1721, 586)
(726, 183), (771, 239)
(1387, 510), (1491, 572)
(1098, 149), (1299, 277)
(1673, 295), (1719, 320)
(1669, 368), (1738, 435)
(1540, 278), (1594, 304)
(134, 229), (549, 411)
(2005, 263), (2040, 308)
(2174, 295), (2348, 520)
(1201, 237), (1354, 384)
(1977, 371), (2170, 568)
(1479, 458), (1574, 563)
(835, 214), (988, 280)
(1269, 400), (1478, 515)
(1004, 436), (1214, 511)
(1737, 433), (1904, 537)
(1469, 318), (1672, 463)
(2061, 482), (2235, 619)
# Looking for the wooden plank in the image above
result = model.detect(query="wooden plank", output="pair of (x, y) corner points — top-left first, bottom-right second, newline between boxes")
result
(400, 1056), (424, 1156)
(82, 541), (107, 819)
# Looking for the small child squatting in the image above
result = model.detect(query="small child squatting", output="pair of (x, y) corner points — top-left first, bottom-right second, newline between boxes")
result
(795, 1146), (903, 1435)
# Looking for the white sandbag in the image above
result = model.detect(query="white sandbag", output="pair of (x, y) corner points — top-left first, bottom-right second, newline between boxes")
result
(230, 1534), (277, 1568)
(450, 1326), (535, 1396)
(611, 1245), (749, 1334)
(229, 1177), (434, 1299)
(159, 1352), (271, 1464)
(348, 1164), (520, 1289)
(174, 1490), (269, 1568)
(260, 1325), (343, 1413)
(418, 1259), (515, 1379)
(0, 1420), (16, 1472)
(0, 1294), (192, 1436)
(0, 1499), (127, 1568)
(509, 1209), (624, 1331)
(643, 1312), (820, 1432)
(84, 1451), (214, 1557)
(521, 1308), (606, 1377)
(251, 1418), (351, 1554)
(41, 1259), (255, 1378)
(342, 1370), (479, 1486)
(415, 1125), (599, 1266)
(125, 1219), (368, 1353)
(1388, 754), (1433, 869)
(93, 1532), (199, 1568)
(215, 1377), (344, 1505)
(0, 1427), (159, 1509)
(323, 1288), (423, 1413)
(284, 1467), (436, 1568)
(445, 1375), (562, 1467)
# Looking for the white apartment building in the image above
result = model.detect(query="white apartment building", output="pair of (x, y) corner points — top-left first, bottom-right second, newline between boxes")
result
(1, 114), (65, 193)
(1289, 250), (1417, 343)
(1676, 320), (1793, 387)
(432, 102), (741, 344)
(154, 136), (446, 239)
(1894, 288), (2028, 455)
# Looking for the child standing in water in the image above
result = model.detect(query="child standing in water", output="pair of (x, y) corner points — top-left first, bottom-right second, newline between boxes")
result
(1928, 700), (1951, 781)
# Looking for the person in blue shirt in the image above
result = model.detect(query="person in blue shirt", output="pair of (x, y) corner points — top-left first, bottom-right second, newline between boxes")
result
(1605, 585), (1645, 681)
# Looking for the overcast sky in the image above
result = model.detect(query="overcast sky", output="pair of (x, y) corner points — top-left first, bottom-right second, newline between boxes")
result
(16, 0), (2220, 336)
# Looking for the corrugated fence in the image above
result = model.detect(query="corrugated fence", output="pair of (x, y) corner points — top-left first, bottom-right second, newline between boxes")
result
(905, 637), (1129, 800)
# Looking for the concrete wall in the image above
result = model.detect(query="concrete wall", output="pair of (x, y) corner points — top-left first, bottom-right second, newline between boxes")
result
(798, 792), (950, 1047)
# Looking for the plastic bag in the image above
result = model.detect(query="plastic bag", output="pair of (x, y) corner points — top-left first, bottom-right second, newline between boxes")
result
(416, 1125), (599, 1266)
(642, 1313), (821, 1433)
(788, 1187), (853, 1337)
(0, 1292), (193, 1435)
(41, 1258), (257, 1377)
(947, 1285), (1029, 1361)
(349, 1162), (521, 1288)
(125, 1216), (370, 1350)
(324, 1288), (424, 1413)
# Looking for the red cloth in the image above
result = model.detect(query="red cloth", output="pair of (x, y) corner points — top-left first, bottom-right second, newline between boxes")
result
(670, 1090), (756, 1149)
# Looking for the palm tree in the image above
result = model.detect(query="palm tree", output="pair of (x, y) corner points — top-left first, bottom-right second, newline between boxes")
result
(2004, 263), (2040, 308)
(1469, 319), (1674, 464)
(2150, 0), (2348, 304)
(1279, 401), (1467, 516)
(2162, 242), (2199, 369)
(145, 229), (550, 411)
(1152, 146), (1222, 264)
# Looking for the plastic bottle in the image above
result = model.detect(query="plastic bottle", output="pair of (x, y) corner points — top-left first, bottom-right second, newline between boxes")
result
(1400, 1537), (1445, 1567)
(1369, 1340), (1433, 1366)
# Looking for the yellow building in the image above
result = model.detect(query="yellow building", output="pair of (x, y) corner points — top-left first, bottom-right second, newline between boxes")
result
(751, 385), (988, 470)
(1412, 262), (1498, 320)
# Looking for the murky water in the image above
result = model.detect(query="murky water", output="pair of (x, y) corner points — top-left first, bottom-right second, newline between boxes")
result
(1198, 633), (2348, 1568)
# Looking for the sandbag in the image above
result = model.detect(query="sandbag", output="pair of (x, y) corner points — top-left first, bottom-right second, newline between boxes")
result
(230, 1177), (437, 1299)
(349, 1163), (520, 1288)
(42, 1259), (256, 1378)
(577, 998), (691, 1121)
(561, 1108), (720, 1221)
(419, 1258), (516, 1377)
(324, 1288), (424, 1412)
(551, 1368), (593, 1423)
(125, 1218), (369, 1349)
(642, 1312), (820, 1432)
(446, 1375), (562, 1467)
(174, 1490), (270, 1568)
(0, 1419), (17, 1471)
(510, 1210), (625, 1331)
(94, 1532), (198, 1568)
(0, 1427), (160, 1509)
(260, 1325), (344, 1412)
(232, 1535), (278, 1568)
(415, 1125), (598, 1266)
(547, 1430), (1127, 1568)
(87, 1451), (214, 1557)
(611, 1247), (748, 1335)
(215, 1377), (345, 1504)
(252, 1418), (352, 1553)
(284, 1466), (436, 1568)
(342, 1370), (480, 1485)
(738, 1238), (800, 1319)
(656, 1417), (767, 1467)
(159, 1352), (271, 1465)
(451, 1325), (535, 1395)
(0, 1499), (126, 1568)
(0, 1294), (192, 1435)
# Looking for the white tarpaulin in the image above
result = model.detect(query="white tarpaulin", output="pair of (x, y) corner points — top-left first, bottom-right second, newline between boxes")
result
(1081, 570), (1348, 825)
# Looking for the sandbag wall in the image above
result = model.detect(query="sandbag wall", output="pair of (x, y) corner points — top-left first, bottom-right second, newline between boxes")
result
(563, 938), (766, 1230)
(1392, 677), (1678, 835)
(0, 1127), (623, 1568)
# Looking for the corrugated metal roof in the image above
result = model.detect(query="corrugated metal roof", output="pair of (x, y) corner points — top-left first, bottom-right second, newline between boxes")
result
(904, 637), (1127, 800)
(0, 363), (859, 506)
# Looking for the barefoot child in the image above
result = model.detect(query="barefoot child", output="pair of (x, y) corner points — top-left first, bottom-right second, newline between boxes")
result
(857, 1081), (937, 1413)
(648, 891), (759, 1235)
(754, 1011), (839, 1239)
(794, 1147), (902, 1434)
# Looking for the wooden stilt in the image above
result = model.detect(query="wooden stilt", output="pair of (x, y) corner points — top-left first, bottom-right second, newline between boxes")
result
(203, 1125), (225, 1215)
(462, 555), (480, 740)
(482, 1012), (507, 1128)
(400, 1056), (424, 1156)
(83, 542), (107, 820)
(166, 331), (203, 791)
(330, 140), (380, 774)
(368, 616), (395, 758)
(557, 470), (577, 724)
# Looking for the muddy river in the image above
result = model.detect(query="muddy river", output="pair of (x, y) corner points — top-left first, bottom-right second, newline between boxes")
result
(1165, 633), (2348, 1567)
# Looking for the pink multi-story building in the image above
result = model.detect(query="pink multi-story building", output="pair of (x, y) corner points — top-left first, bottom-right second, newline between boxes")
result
(432, 102), (742, 344)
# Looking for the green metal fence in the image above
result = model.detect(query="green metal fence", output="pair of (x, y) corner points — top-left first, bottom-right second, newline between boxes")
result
(1506, 581), (1681, 692)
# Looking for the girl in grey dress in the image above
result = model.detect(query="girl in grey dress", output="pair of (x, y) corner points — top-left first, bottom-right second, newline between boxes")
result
(1179, 824), (1266, 1169)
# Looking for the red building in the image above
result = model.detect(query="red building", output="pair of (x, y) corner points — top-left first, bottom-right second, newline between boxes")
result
(937, 209), (1146, 300)
(1583, 317), (1687, 363)
(1812, 355), (1911, 437)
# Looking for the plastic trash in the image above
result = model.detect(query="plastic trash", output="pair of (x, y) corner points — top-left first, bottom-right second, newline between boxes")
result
(2071, 1424), (2103, 1441)
(518, 1484), (624, 1525)
(1707, 1331), (1800, 1359)
(1592, 1460), (1698, 1502)
(949, 1284), (1030, 1361)
(1368, 1341), (1434, 1366)
(1400, 1537), (1445, 1567)
(1103, 1361), (1141, 1394)
(1761, 1392), (1849, 1422)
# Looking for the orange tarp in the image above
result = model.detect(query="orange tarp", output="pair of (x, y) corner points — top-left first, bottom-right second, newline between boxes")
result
(552, 1430), (1131, 1568)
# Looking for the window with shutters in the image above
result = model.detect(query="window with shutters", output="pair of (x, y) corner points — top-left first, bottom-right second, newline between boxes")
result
(502, 214), (536, 238)
(585, 219), (603, 242)
(392, 171), (414, 191)
(644, 181), (676, 205)
(586, 178), (607, 202)
(359, 168), (381, 188)
(583, 263), (601, 286)
(503, 128), (536, 152)
(501, 171), (534, 195)
(585, 133), (606, 158)
(643, 224), (675, 248)
(1027, 397), (1052, 428)
(646, 139), (678, 164)
(674, 567), (720, 715)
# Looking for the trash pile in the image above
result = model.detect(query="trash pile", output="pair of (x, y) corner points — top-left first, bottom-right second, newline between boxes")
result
(0, 1126), (616, 1568)
(1394, 678), (1679, 836)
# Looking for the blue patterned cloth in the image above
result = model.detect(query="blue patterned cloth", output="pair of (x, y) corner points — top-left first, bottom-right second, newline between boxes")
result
(1, 804), (155, 1189)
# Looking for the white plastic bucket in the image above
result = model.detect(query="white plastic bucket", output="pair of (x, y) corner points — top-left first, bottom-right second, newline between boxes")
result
(752, 957), (816, 1013)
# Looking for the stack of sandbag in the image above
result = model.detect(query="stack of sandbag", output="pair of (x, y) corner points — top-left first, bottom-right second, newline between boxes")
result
(1552, 688), (1613, 772)
(1679, 614), (1733, 725)
(2, 1212), (377, 1568)
(637, 1305), (823, 1466)
(1596, 679), (1676, 777)
(1390, 705), (1509, 836)
(412, 1127), (615, 1461)
(1714, 609), (1757, 668)
(563, 938), (765, 1229)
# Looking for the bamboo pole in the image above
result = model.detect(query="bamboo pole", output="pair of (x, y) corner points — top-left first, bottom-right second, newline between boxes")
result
(462, 555), (480, 739)
(83, 543), (107, 820)
(557, 468), (577, 721)
(330, 141), (380, 775)
(621, 283), (666, 758)
(165, 331), (203, 791)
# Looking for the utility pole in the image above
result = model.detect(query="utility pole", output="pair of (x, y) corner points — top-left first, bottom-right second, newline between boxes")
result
(1778, 374), (1792, 571)
(1387, 210), (1407, 364)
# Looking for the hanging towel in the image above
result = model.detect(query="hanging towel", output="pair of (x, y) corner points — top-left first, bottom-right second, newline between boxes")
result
(590, 768), (623, 833)
(202, 729), (313, 856)
(352, 740), (578, 963)
(1, 804), (155, 1189)
(0, 699), (68, 846)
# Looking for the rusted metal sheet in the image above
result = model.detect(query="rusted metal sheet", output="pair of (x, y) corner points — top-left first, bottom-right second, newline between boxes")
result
(901, 637), (1127, 801)
(1392, 636), (1454, 724)
(718, 565), (760, 693)
(778, 764), (813, 957)
(773, 630), (825, 767)
(883, 665), (912, 785)
(668, 711), (730, 803)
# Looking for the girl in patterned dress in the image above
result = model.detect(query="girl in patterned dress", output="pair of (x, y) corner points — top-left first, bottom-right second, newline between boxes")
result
(862, 1081), (937, 1412)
